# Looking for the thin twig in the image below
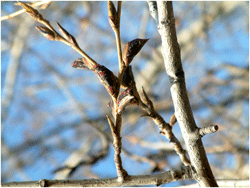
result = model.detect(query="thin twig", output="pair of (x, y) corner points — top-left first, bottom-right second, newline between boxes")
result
(1, 1), (51, 21)
(18, 2), (98, 69)
(108, 1), (125, 82)
(116, 1), (123, 65)
(107, 1), (129, 181)
(140, 87), (191, 166)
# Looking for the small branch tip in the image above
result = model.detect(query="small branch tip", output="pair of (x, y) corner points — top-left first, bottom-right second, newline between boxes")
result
(199, 125), (219, 137)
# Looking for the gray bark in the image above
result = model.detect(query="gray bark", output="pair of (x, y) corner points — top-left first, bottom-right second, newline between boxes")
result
(156, 1), (218, 187)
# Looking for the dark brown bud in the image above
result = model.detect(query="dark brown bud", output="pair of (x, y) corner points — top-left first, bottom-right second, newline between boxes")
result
(36, 26), (55, 41)
(122, 66), (135, 88)
(57, 22), (78, 46)
(94, 65), (119, 98)
(122, 38), (149, 65)
(107, 1), (118, 28)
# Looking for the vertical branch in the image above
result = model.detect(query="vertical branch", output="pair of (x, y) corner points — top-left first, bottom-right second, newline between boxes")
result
(115, 1), (128, 84)
(108, 1), (124, 81)
(113, 114), (128, 181)
(156, 1), (218, 187)
(107, 112), (128, 182)
(107, 1), (128, 182)
(116, 1), (125, 82)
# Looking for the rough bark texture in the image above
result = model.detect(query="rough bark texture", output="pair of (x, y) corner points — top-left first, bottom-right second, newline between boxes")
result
(157, 1), (218, 187)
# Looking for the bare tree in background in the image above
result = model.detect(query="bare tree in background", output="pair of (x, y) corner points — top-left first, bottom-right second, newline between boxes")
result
(1, 1), (249, 187)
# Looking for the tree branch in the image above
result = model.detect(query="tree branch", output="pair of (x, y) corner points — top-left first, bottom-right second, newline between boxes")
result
(140, 87), (191, 166)
(156, 1), (218, 187)
(107, 1), (129, 181)
(2, 166), (193, 187)
(1, 1), (51, 21)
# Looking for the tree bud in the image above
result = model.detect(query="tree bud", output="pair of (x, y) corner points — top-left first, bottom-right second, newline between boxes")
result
(36, 26), (55, 41)
(122, 38), (149, 65)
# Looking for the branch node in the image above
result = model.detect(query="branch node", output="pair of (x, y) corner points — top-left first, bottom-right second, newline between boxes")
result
(156, 180), (162, 187)
(159, 130), (165, 135)
(117, 169), (129, 183)
(141, 87), (153, 108)
(39, 179), (48, 187)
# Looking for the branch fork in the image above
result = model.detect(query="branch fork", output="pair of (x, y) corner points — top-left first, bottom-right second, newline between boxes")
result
(17, 1), (220, 186)
(140, 87), (191, 166)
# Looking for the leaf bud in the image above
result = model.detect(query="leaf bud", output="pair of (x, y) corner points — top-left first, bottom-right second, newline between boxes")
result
(57, 22), (78, 46)
(19, 2), (43, 21)
(94, 65), (119, 98)
(36, 26), (55, 41)
(107, 1), (118, 28)
(122, 38), (149, 65)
